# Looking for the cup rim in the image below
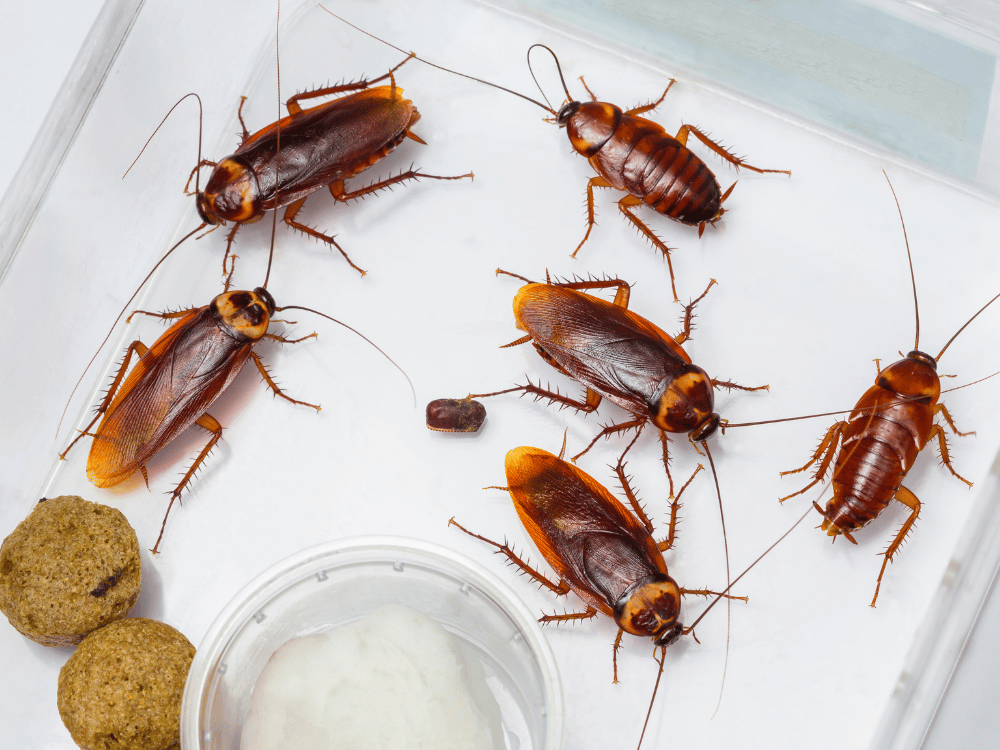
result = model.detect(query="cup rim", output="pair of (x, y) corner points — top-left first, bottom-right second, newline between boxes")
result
(180, 534), (565, 749)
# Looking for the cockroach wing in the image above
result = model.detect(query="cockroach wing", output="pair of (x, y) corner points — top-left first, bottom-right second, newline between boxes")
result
(238, 86), (417, 209)
(514, 284), (690, 413)
(87, 308), (253, 488)
(505, 446), (668, 617)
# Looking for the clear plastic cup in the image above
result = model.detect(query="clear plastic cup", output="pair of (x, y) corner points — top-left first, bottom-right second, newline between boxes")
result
(181, 536), (564, 749)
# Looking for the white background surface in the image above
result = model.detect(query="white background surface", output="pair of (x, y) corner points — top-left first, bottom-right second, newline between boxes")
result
(2, 1), (999, 749)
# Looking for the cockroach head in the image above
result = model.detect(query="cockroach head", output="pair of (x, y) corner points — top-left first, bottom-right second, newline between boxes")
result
(615, 573), (682, 643)
(648, 365), (717, 437)
(211, 288), (275, 342)
(195, 192), (220, 226)
(555, 100), (580, 126)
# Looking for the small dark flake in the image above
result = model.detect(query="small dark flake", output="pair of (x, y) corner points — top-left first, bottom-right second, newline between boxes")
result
(426, 398), (487, 433)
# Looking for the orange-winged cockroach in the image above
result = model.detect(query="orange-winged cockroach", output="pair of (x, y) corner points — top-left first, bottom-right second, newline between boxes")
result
(470, 271), (767, 498)
(451, 442), (806, 749)
(59, 270), (411, 553)
(779, 177), (1000, 606)
(319, 12), (788, 300)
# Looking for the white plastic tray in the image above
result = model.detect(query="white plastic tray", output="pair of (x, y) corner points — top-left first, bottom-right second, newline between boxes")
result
(2, 1), (1000, 748)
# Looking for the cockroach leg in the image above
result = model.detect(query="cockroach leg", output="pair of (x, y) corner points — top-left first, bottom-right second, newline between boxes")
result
(711, 378), (769, 393)
(448, 517), (571, 595)
(624, 82), (673, 117)
(59, 340), (150, 461)
(679, 587), (747, 602)
(471, 378), (602, 414)
(126, 307), (199, 325)
(675, 124), (791, 176)
(658, 429), (676, 498)
(617, 194), (679, 302)
(282, 196), (367, 277)
(778, 422), (846, 502)
(928, 423), (973, 487)
(612, 628), (625, 684)
(329, 168), (474, 205)
(571, 175), (615, 260)
(571, 417), (646, 463)
(871, 486), (921, 607)
(222, 224), (242, 278)
(249, 352), (320, 412)
(285, 54), (415, 114)
(263, 331), (318, 345)
(539, 608), (598, 625)
(655, 464), (705, 552)
(675, 278), (717, 344)
(549, 275), (631, 308)
(152, 412), (224, 554)
(934, 402), (975, 438)
(614, 459), (653, 533)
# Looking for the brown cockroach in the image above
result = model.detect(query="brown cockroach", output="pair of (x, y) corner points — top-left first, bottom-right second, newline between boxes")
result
(59, 263), (410, 552)
(134, 55), (472, 277)
(780, 179), (1000, 606)
(470, 271), (767, 497)
(320, 12), (788, 300)
(451, 441), (805, 749)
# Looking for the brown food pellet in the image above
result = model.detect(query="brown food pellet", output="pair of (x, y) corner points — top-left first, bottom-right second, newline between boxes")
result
(0, 495), (141, 646)
(426, 397), (487, 433)
(58, 618), (195, 750)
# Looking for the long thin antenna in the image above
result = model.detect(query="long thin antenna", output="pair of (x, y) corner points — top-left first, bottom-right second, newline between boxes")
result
(56, 222), (207, 438)
(882, 171), (919, 350)
(702, 441), (730, 719)
(636, 646), (666, 750)
(275, 305), (415, 405)
(319, 7), (554, 114)
(123, 92), (204, 192)
(527, 44), (574, 105)
(684, 507), (811, 634)
(936, 290), (1000, 361)
(264, 0), (282, 291)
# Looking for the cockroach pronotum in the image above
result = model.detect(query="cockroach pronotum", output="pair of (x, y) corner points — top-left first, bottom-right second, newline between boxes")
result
(470, 271), (766, 497)
(133, 55), (472, 277)
(321, 11), (789, 300)
(451, 441), (805, 749)
(779, 177), (1000, 606)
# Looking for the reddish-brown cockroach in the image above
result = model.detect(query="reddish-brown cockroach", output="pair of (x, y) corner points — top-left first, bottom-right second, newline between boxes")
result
(134, 54), (472, 277)
(451, 442), (805, 748)
(191, 57), (473, 276)
(780, 179), (1000, 606)
(320, 12), (789, 300)
(470, 271), (767, 497)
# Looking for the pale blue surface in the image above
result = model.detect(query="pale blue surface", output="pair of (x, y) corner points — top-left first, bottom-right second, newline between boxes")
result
(519, 0), (996, 182)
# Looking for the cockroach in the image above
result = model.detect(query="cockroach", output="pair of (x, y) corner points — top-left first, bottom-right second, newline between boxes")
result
(779, 178), (1000, 606)
(470, 271), (767, 497)
(425, 397), (487, 433)
(451, 441), (806, 749)
(320, 12), (789, 300)
(135, 55), (472, 277)
(59, 269), (409, 552)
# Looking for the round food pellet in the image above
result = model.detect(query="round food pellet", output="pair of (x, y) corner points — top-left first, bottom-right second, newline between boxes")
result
(0, 495), (141, 646)
(58, 618), (195, 750)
